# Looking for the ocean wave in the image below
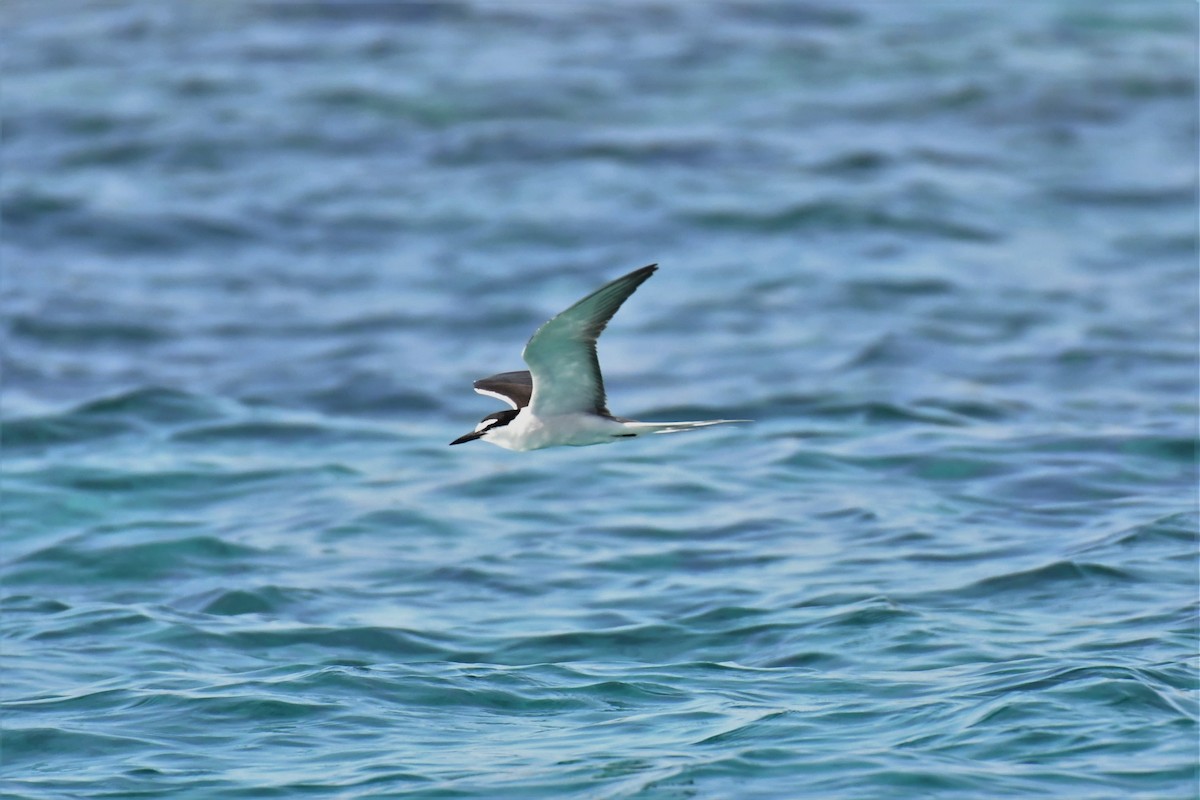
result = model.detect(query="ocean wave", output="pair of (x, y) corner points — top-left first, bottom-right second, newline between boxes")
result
(681, 201), (1001, 241)
(8, 535), (267, 587)
(939, 560), (1137, 601)
(4, 1), (1196, 797)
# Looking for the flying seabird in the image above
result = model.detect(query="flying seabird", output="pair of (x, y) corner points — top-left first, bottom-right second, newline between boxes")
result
(451, 264), (749, 451)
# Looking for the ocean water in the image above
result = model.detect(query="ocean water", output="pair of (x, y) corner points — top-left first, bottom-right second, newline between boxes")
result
(3, 1), (1198, 797)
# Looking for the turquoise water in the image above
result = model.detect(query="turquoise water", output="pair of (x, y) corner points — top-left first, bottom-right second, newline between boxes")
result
(3, 2), (1198, 797)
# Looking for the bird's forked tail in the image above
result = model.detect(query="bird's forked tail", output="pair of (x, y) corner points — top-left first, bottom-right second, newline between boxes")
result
(619, 419), (751, 436)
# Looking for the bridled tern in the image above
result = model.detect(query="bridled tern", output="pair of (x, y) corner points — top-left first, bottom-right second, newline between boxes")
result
(451, 264), (749, 451)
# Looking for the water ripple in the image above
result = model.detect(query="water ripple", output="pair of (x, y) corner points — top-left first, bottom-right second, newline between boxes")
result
(3, 1), (1196, 798)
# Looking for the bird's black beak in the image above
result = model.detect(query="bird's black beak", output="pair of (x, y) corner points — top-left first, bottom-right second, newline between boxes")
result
(450, 430), (484, 446)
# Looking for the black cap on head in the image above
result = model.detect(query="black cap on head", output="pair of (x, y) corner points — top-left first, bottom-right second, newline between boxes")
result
(450, 409), (519, 445)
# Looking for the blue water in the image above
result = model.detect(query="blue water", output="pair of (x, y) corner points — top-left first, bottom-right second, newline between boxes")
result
(3, 2), (1198, 798)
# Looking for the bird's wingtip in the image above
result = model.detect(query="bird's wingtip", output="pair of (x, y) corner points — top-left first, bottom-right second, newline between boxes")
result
(628, 263), (658, 283)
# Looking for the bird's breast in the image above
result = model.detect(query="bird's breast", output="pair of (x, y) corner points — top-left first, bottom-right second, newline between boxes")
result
(489, 410), (627, 451)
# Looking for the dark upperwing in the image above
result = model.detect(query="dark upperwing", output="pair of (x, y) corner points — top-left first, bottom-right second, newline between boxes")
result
(473, 370), (534, 410)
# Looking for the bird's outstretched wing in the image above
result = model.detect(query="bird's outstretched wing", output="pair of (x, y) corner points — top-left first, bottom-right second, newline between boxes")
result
(522, 264), (657, 416)
(473, 370), (533, 410)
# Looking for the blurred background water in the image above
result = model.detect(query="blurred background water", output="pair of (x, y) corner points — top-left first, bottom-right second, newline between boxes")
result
(2, 1), (1198, 798)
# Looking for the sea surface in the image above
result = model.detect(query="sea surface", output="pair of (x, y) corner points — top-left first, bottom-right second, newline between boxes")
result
(3, 2), (1198, 798)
